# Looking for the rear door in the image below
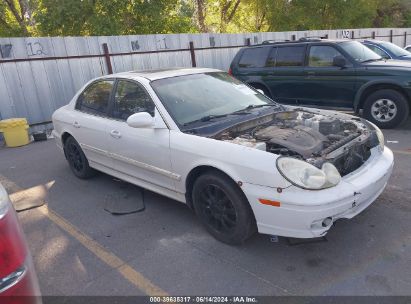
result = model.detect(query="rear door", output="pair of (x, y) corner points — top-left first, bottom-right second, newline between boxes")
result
(72, 80), (114, 167)
(263, 45), (307, 104)
(232, 46), (271, 84)
(301, 44), (357, 108)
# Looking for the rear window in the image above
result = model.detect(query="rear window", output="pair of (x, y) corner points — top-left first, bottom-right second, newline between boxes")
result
(238, 47), (270, 68)
(267, 46), (305, 67)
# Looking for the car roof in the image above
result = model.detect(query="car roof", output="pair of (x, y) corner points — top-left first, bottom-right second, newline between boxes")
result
(113, 67), (221, 81)
(254, 38), (353, 47)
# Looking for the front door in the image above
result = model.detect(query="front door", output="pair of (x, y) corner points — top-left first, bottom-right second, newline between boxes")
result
(107, 79), (175, 191)
(302, 44), (357, 108)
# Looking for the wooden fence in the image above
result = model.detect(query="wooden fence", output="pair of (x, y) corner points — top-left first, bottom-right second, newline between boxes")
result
(1, 28), (411, 128)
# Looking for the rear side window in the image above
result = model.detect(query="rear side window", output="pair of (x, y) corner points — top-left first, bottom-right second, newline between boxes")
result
(273, 46), (305, 67)
(238, 47), (270, 68)
(76, 80), (114, 116)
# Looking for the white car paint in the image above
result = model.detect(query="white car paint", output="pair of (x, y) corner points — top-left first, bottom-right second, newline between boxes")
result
(52, 68), (393, 239)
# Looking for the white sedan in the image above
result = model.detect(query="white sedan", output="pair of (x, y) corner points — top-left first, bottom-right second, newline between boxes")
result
(52, 68), (393, 244)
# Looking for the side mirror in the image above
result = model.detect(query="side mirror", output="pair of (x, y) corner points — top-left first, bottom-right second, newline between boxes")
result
(256, 89), (265, 95)
(333, 55), (347, 68)
(126, 112), (154, 128)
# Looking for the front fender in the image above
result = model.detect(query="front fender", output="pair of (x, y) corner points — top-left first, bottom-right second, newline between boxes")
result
(353, 79), (408, 112)
(170, 131), (291, 194)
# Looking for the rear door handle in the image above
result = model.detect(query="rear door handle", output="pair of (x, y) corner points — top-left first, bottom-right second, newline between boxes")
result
(73, 121), (81, 128)
(306, 71), (316, 76)
(110, 130), (122, 139)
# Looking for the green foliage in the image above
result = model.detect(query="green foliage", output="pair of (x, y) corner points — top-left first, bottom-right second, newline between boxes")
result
(1, 0), (411, 37)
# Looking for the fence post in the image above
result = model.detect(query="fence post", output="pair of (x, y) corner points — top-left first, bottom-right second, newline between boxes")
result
(189, 41), (196, 68)
(245, 38), (251, 46)
(372, 31), (375, 39)
(102, 43), (113, 74)
(351, 31), (355, 39)
(291, 34), (296, 41)
(390, 30), (393, 42)
(404, 31), (407, 47)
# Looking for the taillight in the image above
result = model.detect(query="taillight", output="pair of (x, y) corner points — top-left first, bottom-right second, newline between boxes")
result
(228, 67), (233, 75)
(0, 187), (28, 284)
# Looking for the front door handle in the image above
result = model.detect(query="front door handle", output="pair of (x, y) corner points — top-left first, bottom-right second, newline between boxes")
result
(73, 121), (81, 128)
(110, 130), (122, 139)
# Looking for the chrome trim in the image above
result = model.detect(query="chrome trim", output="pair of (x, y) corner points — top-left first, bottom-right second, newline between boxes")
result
(0, 265), (27, 293)
(80, 143), (109, 157)
(80, 144), (181, 181)
(109, 152), (181, 181)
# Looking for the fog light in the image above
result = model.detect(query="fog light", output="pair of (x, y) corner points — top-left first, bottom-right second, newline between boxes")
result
(322, 217), (333, 227)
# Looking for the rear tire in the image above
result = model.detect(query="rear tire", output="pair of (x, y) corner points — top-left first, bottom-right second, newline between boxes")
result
(64, 136), (96, 179)
(192, 171), (256, 245)
(363, 89), (409, 128)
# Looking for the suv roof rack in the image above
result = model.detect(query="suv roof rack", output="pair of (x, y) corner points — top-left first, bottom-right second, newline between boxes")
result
(261, 39), (291, 44)
(260, 36), (328, 45)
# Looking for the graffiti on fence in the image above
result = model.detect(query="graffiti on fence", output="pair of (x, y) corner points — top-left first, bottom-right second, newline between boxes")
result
(0, 44), (13, 58)
(156, 37), (169, 50)
(27, 42), (47, 56)
(131, 40), (140, 51)
(210, 37), (216, 47)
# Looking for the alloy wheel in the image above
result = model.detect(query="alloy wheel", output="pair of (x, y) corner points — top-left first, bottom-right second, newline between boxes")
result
(198, 184), (237, 233)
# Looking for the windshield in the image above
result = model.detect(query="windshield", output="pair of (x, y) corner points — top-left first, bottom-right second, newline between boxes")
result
(151, 72), (277, 126)
(377, 41), (411, 57)
(339, 41), (381, 62)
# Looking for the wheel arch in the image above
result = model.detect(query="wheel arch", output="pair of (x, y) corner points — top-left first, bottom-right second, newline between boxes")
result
(247, 81), (272, 97)
(185, 165), (245, 210)
(354, 81), (411, 113)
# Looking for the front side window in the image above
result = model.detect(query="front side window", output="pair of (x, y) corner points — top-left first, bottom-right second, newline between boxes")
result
(112, 80), (155, 120)
(339, 41), (381, 62)
(238, 47), (270, 68)
(275, 46), (305, 67)
(364, 44), (390, 59)
(308, 45), (344, 67)
(376, 41), (410, 57)
(76, 80), (114, 116)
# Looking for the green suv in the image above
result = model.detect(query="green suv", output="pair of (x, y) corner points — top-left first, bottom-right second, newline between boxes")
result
(230, 38), (411, 128)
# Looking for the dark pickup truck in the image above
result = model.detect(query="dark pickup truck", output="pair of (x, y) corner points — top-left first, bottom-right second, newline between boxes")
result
(230, 38), (411, 128)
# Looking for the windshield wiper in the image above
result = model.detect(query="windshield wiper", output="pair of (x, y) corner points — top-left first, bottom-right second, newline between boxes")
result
(183, 114), (228, 126)
(232, 103), (278, 113)
(361, 57), (384, 63)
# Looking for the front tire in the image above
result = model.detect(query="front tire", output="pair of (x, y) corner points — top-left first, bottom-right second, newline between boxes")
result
(363, 89), (409, 128)
(192, 171), (256, 245)
(64, 136), (96, 179)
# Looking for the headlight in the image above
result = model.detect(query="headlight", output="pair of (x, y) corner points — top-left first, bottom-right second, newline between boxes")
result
(276, 157), (341, 190)
(367, 121), (384, 150)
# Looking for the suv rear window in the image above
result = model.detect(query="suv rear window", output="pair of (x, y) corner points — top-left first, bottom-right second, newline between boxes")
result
(274, 45), (305, 67)
(238, 47), (270, 68)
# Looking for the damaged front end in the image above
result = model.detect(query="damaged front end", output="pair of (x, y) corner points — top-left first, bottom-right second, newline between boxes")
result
(214, 108), (382, 177)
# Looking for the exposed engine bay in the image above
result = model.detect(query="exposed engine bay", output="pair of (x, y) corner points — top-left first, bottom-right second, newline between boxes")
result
(214, 109), (380, 176)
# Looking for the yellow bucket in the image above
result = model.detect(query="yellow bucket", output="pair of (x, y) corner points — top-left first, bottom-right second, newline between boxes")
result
(0, 118), (30, 147)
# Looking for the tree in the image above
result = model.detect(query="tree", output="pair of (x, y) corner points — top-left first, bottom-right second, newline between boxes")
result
(0, 0), (37, 36)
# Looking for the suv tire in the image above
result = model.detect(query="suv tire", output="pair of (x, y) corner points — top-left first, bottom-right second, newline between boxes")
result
(192, 171), (256, 245)
(363, 89), (409, 128)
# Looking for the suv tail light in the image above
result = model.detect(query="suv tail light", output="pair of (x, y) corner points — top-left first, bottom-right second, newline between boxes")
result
(228, 67), (233, 75)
